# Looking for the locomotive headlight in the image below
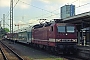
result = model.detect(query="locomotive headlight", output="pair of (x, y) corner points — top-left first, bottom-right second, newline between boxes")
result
(56, 39), (61, 42)
(57, 40), (60, 42)
(72, 39), (77, 42)
(66, 33), (68, 36)
(73, 40), (76, 42)
(57, 40), (61, 42)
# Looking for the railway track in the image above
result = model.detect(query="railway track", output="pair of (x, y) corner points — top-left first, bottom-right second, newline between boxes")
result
(1, 40), (85, 60)
(0, 48), (5, 60)
(17, 41), (84, 60)
(0, 41), (24, 60)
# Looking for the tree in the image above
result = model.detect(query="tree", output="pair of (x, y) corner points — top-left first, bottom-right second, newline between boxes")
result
(0, 28), (9, 38)
(4, 28), (9, 33)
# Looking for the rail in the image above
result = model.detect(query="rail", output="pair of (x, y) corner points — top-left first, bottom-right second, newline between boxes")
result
(0, 48), (8, 60)
(0, 41), (24, 60)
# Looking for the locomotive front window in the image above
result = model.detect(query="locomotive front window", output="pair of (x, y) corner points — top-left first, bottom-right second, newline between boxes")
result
(57, 26), (65, 32)
(67, 26), (74, 32)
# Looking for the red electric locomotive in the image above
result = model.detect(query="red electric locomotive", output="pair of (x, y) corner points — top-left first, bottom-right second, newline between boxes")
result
(33, 19), (77, 54)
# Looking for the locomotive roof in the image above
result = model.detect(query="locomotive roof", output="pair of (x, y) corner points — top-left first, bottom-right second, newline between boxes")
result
(33, 22), (52, 29)
(33, 19), (72, 29)
(53, 19), (64, 23)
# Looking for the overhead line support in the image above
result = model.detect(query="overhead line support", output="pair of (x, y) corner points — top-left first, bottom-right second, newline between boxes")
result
(10, 0), (13, 40)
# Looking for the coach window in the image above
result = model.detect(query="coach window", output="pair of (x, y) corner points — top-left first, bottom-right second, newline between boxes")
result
(51, 26), (53, 31)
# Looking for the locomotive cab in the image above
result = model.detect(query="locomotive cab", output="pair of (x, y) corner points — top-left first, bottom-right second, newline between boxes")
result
(54, 23), (77, 54)
(56, 23), (77, 43)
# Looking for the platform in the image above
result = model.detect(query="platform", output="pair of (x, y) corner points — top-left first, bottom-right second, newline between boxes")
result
(77, 45), (90, 51)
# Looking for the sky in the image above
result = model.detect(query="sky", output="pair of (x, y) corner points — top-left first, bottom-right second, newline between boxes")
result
(0, 0), (90, 30)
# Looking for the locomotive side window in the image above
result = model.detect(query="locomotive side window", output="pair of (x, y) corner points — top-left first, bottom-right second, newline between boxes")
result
(67, 26), (75, 32)
(51, 26), (53, 31)
(57, 26), (65, 32)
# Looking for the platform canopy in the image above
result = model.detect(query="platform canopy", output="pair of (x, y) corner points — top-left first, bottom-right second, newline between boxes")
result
(62, 11), (90, 29)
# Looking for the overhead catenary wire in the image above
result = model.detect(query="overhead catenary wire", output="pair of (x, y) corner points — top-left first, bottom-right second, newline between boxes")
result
(5, 11), (10, 20)
(4, 0), (20, 27)
(14, 0), (20, 8)
(6, 0), (90, 20)
(4, 0), (90, 20)
(76, 3), (90, 8)
(44, 2), (90, 19)
(20, 1), (56, 14)
(9, 0), (90, 24)
(20, 0), (62, 20)
(5, 0), (20, 19)
(3, 0), (90, 27)
(20, 0), (90, 20)
(33, 8), (60, 19)
(71, 0), (79, 4)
